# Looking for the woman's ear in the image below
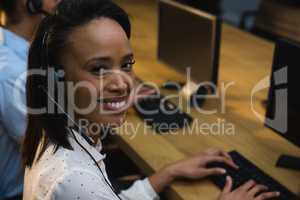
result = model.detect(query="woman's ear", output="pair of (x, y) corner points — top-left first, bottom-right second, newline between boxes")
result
(22, 0), (58, 15)
(42, 0), (61, 14)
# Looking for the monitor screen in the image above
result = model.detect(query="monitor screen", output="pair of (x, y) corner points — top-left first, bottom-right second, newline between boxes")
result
(266, 39), (300, 147)
(158, 0), (221, 85)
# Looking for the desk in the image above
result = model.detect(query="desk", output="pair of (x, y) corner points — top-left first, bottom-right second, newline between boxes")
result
(113, 0), (300, 199)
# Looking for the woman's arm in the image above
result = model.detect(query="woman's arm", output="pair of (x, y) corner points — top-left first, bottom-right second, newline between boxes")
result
(119, 178), (160, 200)
(118, 148), (235, 200)
(148, 148), (237, 193)
(118, 148), (279, 200)
(147, 148), (280, 200)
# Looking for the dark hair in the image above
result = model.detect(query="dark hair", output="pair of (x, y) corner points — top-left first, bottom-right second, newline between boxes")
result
(0, 0), (17, 13)
(22, 0), (131, 168)
(0, 0), (20, 24)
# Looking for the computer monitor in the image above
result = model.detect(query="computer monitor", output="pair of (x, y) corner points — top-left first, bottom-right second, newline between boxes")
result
(265, 39), (300, 170)
(158, 0), (221, 88)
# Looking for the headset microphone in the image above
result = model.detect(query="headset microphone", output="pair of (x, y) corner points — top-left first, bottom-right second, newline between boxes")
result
(38, 85), (122, 200)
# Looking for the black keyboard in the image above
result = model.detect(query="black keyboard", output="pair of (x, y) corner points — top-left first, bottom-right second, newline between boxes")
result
(208, 151), (299, 200)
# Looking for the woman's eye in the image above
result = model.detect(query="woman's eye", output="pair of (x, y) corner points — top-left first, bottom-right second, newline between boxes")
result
(90, 66), (109, 75)
(121, 60), (135, 71)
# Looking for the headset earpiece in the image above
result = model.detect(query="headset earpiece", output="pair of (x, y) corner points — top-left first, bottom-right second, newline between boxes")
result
(26, 0), (44, 15)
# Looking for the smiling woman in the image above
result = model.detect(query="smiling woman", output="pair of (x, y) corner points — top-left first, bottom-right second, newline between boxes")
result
(21, 0), (280, 200)
(63, 17), (135, 126)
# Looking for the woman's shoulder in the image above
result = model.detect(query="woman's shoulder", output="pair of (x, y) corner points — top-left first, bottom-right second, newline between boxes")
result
(29, 142), (91, 175)
(25, 144), (75, 184)
(24, 144), (112, 199)
(40, 170), (115, 200)
(24, 148), (115, 200)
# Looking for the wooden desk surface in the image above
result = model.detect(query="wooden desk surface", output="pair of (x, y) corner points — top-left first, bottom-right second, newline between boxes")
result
(113, 0), (300, 199)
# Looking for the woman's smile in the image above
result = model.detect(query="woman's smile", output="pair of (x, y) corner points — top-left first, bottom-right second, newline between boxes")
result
(97, 95), (129, 112)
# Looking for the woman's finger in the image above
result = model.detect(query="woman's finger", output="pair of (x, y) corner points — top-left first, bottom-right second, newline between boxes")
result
(201, 168), (227, 177)
(248, 184), (268, 197)
(255, 191), (280, 200)
(213, 150), (239, 169)
(238, 180), (256, 192)
(219, 151), (231, 159)
(222, 176), (233, 194)
(203, 149), (238, 169)
(219, 151), (239, 169)
(205, 156), (237, 169)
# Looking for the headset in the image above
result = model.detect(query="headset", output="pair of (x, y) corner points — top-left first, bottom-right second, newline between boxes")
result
(37, 20), (122, 200)
(26, 0), (49, 15)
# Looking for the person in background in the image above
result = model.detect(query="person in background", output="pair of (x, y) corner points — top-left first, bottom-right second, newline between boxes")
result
(0, 0), (59, 199)
(23, 0), (280, 199)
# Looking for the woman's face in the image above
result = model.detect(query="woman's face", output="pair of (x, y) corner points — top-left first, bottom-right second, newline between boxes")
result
(62, 18), (134, 129)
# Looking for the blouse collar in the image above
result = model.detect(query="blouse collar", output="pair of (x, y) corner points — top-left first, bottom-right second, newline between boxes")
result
(68, 128), (106, 162)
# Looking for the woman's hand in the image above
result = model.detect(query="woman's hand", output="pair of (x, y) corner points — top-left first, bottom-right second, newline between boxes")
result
(148, 148), (239, 193)
(166, 148), (239, 180)
(219, 176), (280, 200)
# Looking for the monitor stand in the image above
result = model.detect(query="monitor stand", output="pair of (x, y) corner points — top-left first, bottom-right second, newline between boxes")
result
(276, 154), (300, 171)
(180, 81), (213, 108)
